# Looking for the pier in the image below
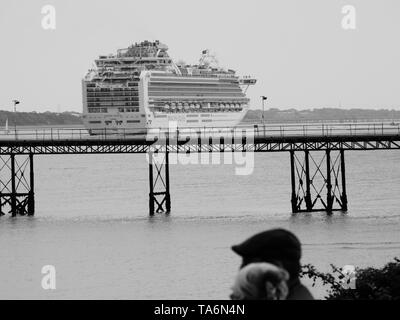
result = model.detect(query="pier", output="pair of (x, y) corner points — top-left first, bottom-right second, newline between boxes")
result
(0, 122), (399, 216)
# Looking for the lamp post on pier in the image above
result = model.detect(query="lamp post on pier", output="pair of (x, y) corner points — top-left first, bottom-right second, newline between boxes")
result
(12, 99), (20, 140)
(261, 96), (267, 135)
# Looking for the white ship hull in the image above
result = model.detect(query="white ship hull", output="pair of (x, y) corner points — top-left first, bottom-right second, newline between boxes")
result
(83, 109), (247, 135)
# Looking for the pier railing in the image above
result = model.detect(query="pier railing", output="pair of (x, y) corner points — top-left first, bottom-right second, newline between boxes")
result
(0, 121), (399, 141)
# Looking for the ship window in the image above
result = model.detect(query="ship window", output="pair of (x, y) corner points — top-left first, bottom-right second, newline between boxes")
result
(127, 120), (141, 123)
(125, 107), (139, 112)
(88, 108), (101, 113)
(118, 107), (124, 112)
(89, 121), (102, 124)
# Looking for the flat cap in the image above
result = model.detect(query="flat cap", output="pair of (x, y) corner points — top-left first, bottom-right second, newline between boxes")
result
(232, 228), (301, 262)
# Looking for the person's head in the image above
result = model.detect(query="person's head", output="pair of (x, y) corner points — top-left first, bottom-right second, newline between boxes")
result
(231, 228), (302, 280)
(231, 262), (290, 300)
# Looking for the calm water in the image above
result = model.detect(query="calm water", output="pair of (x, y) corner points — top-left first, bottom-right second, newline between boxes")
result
(1, 150), (400, 299)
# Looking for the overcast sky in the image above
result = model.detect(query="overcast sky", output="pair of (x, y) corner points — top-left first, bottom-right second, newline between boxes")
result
(1, 0), (399, 112)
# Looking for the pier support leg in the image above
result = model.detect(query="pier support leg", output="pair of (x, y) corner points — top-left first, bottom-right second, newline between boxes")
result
(326, 149), (333, 213)
(149, 155), (155, 215)
(28, 153), (35, 215)
(10, 154), (16, 216)
(289, 149), (348, 214)
(290, 151), (298, 213)
(148, 150), (171, 216)
(0, 153), (35, 217)
(304, 150), (313, 211)
(340, 149), (348, 211)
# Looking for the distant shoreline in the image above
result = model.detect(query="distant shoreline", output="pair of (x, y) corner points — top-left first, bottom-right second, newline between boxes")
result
(243, 108), (400, 124)
(0, 110), (82, 127)
(13, 124), (85, 129)
(242, 118), (400, 124)
(1, 108), (400, 127)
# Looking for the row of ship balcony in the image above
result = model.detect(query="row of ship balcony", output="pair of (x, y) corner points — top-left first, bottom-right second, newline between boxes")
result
(86, 88), (138, 92)
(86, 93), (139, 98)
(87, 102), (139, 107)
(86, 97), (139, 102)
(147, 87), (243, 92)
(148, 70), (239, 78)
(150, 102), (245, 112)
(86, 82), (138, 88)
(151, 72), (238, 79)
(87, 107), (140, 113)
(91, 70), (239, 79)
(96, 73), (140, 79)
(148, 92), (245, 98)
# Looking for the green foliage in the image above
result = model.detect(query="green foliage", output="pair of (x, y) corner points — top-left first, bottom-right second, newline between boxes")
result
(300, 258), (400, 300)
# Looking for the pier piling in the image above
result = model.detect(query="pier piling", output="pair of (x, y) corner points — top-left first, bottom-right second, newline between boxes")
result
(289, 149), (347, 213)
(0, 153), (35, 216)
(148, 133), (171, 216)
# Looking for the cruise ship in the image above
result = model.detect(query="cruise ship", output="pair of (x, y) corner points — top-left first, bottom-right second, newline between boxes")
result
(82, 40), (256, 134)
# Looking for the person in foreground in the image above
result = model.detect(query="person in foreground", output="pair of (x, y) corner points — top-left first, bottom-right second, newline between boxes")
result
(231, 228), (314, 300)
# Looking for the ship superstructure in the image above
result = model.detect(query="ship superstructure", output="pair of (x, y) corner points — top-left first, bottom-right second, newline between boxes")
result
(82, 40), (256, 134)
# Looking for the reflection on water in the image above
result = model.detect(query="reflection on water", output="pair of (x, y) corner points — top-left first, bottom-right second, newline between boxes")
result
(1, 151), (400, 299)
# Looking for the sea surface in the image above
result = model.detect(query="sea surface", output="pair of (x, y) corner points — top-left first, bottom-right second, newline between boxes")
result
(0, 149), (400, 299)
